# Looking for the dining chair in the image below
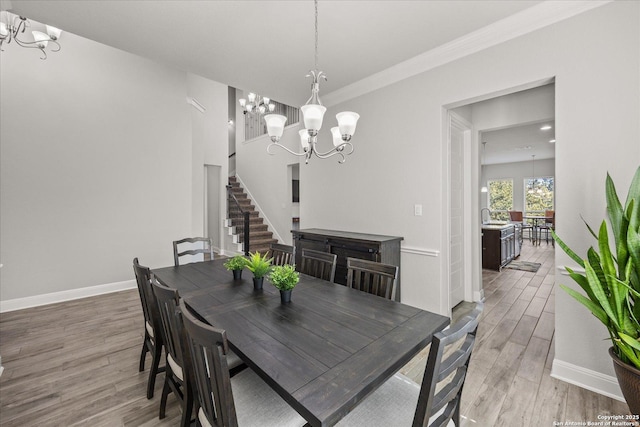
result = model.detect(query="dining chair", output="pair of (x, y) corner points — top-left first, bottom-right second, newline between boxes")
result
(346, 257), (398, 300)
(299, 248), (337, 282)
(540, 210), (555, 245)
(132, 258), (165, 399)
(173, 237), (214, 266)
(178, 299), (306, 427)
(337, 303), (483, 427)
(508, 210), (533, 242)
(270, 243), (294, 266)
(151, 277), (194, 427)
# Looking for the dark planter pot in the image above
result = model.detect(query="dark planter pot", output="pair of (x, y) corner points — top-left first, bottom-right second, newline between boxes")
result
(280, 290), (292, 304)
(232, 269), (243, 280)
(253, 277), (264, 290)
(610, 347), (640, 415)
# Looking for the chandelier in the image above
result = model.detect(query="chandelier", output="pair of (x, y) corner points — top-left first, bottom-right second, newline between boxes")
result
(239, 92), (275, 115)
(528, 154), (543, 194)
(263, 0), (359, 164)
(0, 11), (62, 60)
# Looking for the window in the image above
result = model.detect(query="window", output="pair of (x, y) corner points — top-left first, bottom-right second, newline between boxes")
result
(488, 179), (513, 221)
(524, 176), (554, 214)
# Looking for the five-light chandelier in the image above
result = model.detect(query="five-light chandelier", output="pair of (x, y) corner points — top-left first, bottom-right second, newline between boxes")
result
(239, 92), (275, 115)
(263, 0), (359, 164)
(0, 11), (62, 59)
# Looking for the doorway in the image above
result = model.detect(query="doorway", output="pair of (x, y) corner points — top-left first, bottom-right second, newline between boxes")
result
(205, 165), (222, 252)
(446, 80), (556, 309)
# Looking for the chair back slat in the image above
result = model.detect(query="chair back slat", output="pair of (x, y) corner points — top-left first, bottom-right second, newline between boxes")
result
(179, 299), (238, 427)
(300, 249), (337, 282)
(173, 237), (214, 266)
(346, 258), (398, 300)
(270, 243), (294, 266)
(151, 277), (186, 377)
(508, 210), (523, 222)
(413, 303), (483, 427)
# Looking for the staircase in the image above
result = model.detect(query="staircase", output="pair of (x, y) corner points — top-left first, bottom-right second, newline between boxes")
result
(226, 176), (277, 254)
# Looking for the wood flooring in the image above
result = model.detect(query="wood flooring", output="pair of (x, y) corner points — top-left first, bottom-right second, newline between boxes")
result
(0, 243), (632, 426)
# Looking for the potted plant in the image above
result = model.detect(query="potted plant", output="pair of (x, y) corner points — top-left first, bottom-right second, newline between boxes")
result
(245, 251), (273, 290)
(223, 255), (247, 280)
(268, 264), (300, 303)
(553, 166), (640, 414)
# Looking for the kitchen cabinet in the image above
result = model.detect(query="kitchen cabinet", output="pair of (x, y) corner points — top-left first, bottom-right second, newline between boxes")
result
(482, 224), (516, 271)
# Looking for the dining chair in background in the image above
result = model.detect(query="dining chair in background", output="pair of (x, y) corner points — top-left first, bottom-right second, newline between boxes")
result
(151, 278), (194, 427)
(132, 258), (165, 399)
(299, 248), (337, 282)
(346, 257), (398, 300)
(337, 303), (483, 427)
(508, 210), (533, 242)
(173, 237), (214, 266)
(539, 210), (555, 245)
(178, 299), (306, 427)
(270, 243), (294, 266)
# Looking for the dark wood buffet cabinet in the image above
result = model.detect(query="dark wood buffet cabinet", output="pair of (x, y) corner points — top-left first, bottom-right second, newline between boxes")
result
(292, 228), (404, 301)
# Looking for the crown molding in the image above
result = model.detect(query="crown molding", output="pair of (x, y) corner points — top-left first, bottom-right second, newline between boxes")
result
(322, 0), (612, 107)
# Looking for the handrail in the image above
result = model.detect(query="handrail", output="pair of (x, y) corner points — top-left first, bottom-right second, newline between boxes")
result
(226, 185), (250, 255)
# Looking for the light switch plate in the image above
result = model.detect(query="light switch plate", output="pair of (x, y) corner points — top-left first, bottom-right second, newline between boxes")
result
(414, 204), (423, 216)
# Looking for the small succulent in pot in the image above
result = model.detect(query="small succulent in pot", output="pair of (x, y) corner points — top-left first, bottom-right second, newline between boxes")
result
(245, 251), (273, 279)
(223, 255), (247, 280)
(223, 255), (247, 271)
(268, 264), (300, 291)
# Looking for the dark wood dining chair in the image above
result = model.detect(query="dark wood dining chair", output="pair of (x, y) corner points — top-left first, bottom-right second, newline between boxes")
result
(151, 277), (194, 427)
(299, 248), (337, 282)
(270, 243), (294, 266)
(173, 237), (214, 266)
(346, 257), (398, 300)
(508, 210), (533, 242)
(132, 258), (165, 399)
(178, 299), (306, 427)
(336, 303), (483, 427)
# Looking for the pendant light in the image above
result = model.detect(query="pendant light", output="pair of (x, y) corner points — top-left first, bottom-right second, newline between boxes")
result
(480, 142), (488, 193)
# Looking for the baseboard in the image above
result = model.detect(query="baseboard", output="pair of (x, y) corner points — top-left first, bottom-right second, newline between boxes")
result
(0, 279), (137, 313)
(551, 358), (624, 402)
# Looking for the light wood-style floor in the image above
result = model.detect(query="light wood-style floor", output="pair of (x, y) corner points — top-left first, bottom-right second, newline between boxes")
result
(0, 242), (631, 426)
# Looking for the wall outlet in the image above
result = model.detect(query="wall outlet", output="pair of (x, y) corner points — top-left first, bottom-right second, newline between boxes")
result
(414, 204), (423, 216)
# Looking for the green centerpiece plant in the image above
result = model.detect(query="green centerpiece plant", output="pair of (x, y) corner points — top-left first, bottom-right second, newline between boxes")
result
(553, 166), (640, 413)
(269, 264), (300, 303)
(245, 251), (273, 290)
(223, 255), (247, 280)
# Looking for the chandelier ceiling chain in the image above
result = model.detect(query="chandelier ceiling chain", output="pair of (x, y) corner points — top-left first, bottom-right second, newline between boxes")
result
(0, 11), (62, 60)
(263, 0), (360, 164)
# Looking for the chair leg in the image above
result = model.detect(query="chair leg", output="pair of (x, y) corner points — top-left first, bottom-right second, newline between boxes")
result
(139, 335), (149, 372)
(180, 382), (194, 427)
(146, 343), (163, 399)
(159, 377), (170, 419)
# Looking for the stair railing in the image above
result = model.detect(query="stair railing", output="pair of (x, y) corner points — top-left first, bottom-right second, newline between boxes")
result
(226, 185), (250, 255)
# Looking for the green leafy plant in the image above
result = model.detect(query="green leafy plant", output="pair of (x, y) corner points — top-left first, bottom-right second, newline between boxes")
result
(245, 251), (273, 279)
(268, 264), (300, 291)
(223, 255), (247, 271)
(553, 166), (640, 369)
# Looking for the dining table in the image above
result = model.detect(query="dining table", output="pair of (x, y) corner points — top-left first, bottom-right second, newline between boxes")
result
(152, 259), (449, 427)
(523, 215), (554, 245)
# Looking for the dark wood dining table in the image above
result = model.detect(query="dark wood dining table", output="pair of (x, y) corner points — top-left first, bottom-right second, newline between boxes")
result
(152, 259), (449, 427)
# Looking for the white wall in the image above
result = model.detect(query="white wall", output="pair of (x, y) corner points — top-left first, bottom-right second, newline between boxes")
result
(481, 158), (555, 212)
(0, 29), (228, 305)
(291, 1), (639, 393)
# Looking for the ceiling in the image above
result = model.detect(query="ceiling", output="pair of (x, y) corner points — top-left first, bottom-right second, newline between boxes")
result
(482, 121), (556, 165)
(6, 0), (544, 107)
